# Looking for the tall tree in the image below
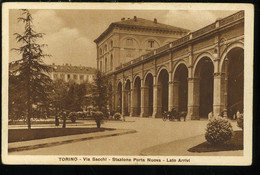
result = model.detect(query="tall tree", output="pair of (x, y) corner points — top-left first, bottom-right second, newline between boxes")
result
(92, 71), (110, 113)
(11, 9), (52, 129)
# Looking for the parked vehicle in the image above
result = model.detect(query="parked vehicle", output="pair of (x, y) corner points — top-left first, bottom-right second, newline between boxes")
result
(162, 108), (187, 121)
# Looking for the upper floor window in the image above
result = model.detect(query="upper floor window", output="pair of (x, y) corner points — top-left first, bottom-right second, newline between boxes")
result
(60, 74), (65, 79)
(105, 58), (108, 72)
(110, 54), (113, 70)
(67, 74), (70, 79)
(99, 48), (102, 56)
(104, 44), (108, 52)
(53, 74), (58, 79)
(100, 61), (102, 72)
(73, 74), (78, 80)
(110, 40), (113, 48)
(148, 40), (155, 48)
(126, 38), (133, 47)
(80, 75), (84, 80)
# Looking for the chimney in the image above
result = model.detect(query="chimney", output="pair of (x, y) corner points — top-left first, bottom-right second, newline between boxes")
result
(121, 17), (125, 21)
(154, 18), (157, 23)
(134, 16), (137, 21)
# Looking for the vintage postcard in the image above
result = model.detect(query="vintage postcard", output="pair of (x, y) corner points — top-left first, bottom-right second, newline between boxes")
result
(2, 3), (254, 165)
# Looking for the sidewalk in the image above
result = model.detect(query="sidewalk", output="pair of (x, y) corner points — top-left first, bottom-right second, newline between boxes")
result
(140, 134), (243, 156)
(9, 129), (136, 153)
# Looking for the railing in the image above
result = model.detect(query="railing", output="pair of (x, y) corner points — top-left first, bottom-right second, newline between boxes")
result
(192, 23), (216, 38)
(172, 35), (190, 46)
(143, 51), (154, 60)
(114, 11), (244, 72)
(219, 10), (244, 27)
(156, 44), (170, 54)
(123, 61), (131, 67)
(132, 56), (142, 64)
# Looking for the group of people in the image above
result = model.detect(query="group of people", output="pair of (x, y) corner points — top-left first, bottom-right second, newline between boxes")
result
(207, 110), (243, 120)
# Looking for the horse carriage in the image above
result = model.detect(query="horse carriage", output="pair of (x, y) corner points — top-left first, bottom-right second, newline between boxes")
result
(162, 108), (187, 121)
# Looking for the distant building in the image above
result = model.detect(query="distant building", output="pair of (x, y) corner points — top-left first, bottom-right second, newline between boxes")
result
(9, 62), (96, 84)
(50, 63), (96, 84)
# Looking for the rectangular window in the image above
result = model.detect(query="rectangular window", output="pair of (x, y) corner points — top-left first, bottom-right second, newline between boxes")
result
(126, 39), (133, 47)
(100, 61), (102, 71)
(73, 74), (78, 80)
(60, 74), (65, 79)
(148, 40), (154, 48)
(80, 75), (84, 80)
(67, 74), (70, 79)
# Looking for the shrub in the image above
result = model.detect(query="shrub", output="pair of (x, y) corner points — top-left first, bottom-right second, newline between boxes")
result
(205, 117), (233, 145)
(237, 114), (244, 130)
(114, 112), (121, 120)
(69, 112), (77, 123)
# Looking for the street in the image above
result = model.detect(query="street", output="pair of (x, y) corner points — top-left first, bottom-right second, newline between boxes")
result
(9, 117), (210, 155)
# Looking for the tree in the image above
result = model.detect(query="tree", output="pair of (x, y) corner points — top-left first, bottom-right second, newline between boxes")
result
(11, 9), (52, 129)
(92, 70), (110, 115)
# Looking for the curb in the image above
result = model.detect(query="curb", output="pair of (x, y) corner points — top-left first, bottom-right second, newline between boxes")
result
(9, 129), (137, 153)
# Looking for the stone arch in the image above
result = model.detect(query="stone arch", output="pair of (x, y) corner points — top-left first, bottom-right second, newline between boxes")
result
(120, 36), (141, 48)
(193, 54), (214, 118)
(219, 41), (244, 72)
(172, 63), (189, 113)
(142, 37), (161, 50)
(143, 72), (154, 117)
(132, 76), (141, 116)
(143, 71), (154, 82)
(193, 52), (215, 78)
(156, 68), (169, 117)
(133, 74), (142, 84)
(156, 66), (169, 83)
(172, 60), (189, 82)
(219, 43), (244, 118)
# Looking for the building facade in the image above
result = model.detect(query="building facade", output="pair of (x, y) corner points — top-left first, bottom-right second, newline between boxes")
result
(95, 11), (244, 120)
(94, 16), (189, 74)
(49, 63), (96, 84)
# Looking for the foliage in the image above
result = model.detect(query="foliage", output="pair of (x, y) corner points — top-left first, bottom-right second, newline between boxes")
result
(92, 71), (111, 114)
(114, 112), (121, 120)
(205, 117), (233, 145)
(10, 9), (52, 129)
(69, 113), (77, 123)
(237, 114), (244, 130)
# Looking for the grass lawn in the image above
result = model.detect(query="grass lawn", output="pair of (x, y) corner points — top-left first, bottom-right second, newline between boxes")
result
(188, 130), (243, 152)
(9, 127), (114, 143)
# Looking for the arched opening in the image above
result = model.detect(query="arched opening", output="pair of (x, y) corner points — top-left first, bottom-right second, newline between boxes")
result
(194, 57), (214, 118)
(157, 69), (169, 117)
(144, 73), (154, 116)
(133, 77), (141, 116)
(116, 82), (122, 113)
(221, 47), (244, 118)
(173, 64), (188, 112)
(124, 80), (131, 116)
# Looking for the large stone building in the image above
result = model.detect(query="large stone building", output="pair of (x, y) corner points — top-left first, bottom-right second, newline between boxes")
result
(49, 63), (96, 84)
(95, 11), (244, 120)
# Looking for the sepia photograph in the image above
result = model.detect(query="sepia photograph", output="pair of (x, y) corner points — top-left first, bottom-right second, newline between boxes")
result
(2, 3), (254, 165)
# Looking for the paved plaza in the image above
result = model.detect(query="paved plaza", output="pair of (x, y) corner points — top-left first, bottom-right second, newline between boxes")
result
(9, 117), (242, 156)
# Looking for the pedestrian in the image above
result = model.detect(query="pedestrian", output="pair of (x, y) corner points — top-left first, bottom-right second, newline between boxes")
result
(62, 110), (67, 128)
(236, 110), (240, 120)
(208, 111), (213, 120)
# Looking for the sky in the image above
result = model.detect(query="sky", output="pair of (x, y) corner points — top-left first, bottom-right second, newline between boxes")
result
(9, 9), (236, 68)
